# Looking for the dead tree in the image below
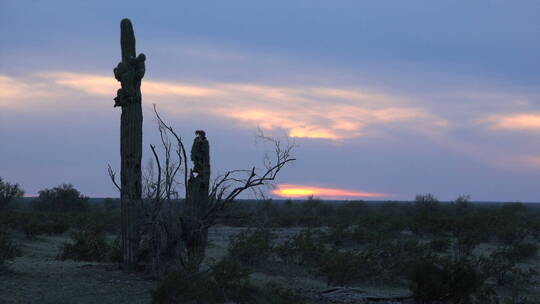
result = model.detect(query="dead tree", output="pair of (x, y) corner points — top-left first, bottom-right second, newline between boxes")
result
(121, 106), (295, 276)
(110, 18), (146, 269)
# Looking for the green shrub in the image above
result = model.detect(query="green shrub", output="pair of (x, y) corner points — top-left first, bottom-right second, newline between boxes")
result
(32, 184), (89, 213)
(325, 222), (354, 246)
(22, 213), (71, 239)
(152, 256), (307, 304)
(211, 257), (258, 303)
(274, 228), (326, 265)
(318, 248), (361, 286)
(152, 256), (257, 304)
(58, 223), (111, 261)
(484, 242), (539, 286)
(228, 227), (276, 266)
(368, 239), (430, 282)
(0, 228), (20, 265)
(263, 282), (308, 304)
(109, 237), (123, 263)
(429, 238), (451, 253)
(0, 177), (24, 211)
(505, 267), (538, 304)
(151, 268), (223, 304)
(408, 257), (487, 304)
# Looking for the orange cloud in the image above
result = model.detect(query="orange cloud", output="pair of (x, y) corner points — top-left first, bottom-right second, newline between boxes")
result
(483, 113), (540, 132)
(1, 71), (448, 140)
(526, 156), (540, 167)
(273, 184), (390, 199)
(0, 74), (62, 109)
(44, 72), (220, 97)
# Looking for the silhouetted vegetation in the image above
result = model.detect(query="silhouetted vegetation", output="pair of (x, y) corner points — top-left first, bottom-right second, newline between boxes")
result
(31, 184), (89, 213)
(58, 222), (116, 262)
(0, 177), (23, 271)
(2, 178), (539, 302)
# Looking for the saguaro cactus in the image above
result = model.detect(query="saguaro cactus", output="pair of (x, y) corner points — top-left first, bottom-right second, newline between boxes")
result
(181, 130), (211, 270)
(113, 18), (146, 269)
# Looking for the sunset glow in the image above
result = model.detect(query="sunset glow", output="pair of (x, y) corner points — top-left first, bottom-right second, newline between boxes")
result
(1, 72), (447, 140)
(273, 184), (390, 199)
(484, 113), (540, 132)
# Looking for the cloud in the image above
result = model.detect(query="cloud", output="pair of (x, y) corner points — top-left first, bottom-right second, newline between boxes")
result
(526, 155), (540, 167)
(44, 72), (221, 97)
(1, 71), (449, 140)
(0, 75), (62, 109)
(272, 184), (390, 199)
(481, 113), (540, 132)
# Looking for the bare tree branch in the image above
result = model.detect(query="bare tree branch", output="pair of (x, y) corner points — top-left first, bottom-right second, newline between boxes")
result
(107, 164), (121, 192)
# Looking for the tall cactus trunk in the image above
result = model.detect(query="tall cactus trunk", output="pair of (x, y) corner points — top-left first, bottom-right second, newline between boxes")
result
(120, 105), (142, 269)
(114, 18), (146, 270)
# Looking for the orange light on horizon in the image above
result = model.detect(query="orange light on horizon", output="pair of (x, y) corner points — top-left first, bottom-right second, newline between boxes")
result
(273, 184), (390, 199)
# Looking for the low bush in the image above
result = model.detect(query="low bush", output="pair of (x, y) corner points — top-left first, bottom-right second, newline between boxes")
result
(152, 256), (258, 304)
(274, 228), (326, 265)
(228, 227), (277, 266)
(0, 177), (24, 211)
(408, 257), (489, 304)
(58, 223), (111, 262)
(23, 214), (71, 239)
(263, 282), (308, 304)
(32, 184), (89, 213)
(151, 268), (223, 304)
(318, 248), (362, 286)
(151, 255), (307, 304)
(483, 242), (539, 286)
(0, 228), (20, 266)
(429, 238), (452, 253)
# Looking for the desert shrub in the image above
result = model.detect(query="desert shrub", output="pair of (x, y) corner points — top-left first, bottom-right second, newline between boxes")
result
(32, 184), (89, 213)
(490, 203), (533, 245)
(109, 237), (123, 263)
(152, 256), (258, 304)
(332, 201), (369, 226)
(151, 268), (223, 304)
(0, 177), (24, 211)
(484, 242), (539, 286)
(103, 198), (120, 210)
(22, 213), (71, 239)
(447, 213), (490, 259)
(368, 239), (431, 282)
(228, 227), (277, 266)
(325, 222), (354, 246)
(351, 214), (405, 246)
(409, 257), (487, 304)
(297, 216), (323, 227)
(318, 248), (361, 286)
(505, 267), (539, 304)
(58, 223), (111, 261)
(22, 217), (40, 239)
(430, 238), (452, 253)
(262, 282), (308, 304)
(272, 215), (297, 227)
(274, 228), (326, 265)
(211, 257), (258, 303)
(0, 228), (20, 266)
(152, 256), (306, 304)
(409, 194), (446, 236)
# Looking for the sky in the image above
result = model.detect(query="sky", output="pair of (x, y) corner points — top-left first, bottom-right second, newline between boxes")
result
(0, 1), (539, 202)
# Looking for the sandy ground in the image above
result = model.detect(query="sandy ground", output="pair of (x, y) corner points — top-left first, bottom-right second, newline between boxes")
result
(0, 227), (268, 304)
(1, 234), (156, 304)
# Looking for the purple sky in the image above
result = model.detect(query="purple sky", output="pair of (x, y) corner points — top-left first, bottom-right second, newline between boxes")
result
(1, 1), (539, 201)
